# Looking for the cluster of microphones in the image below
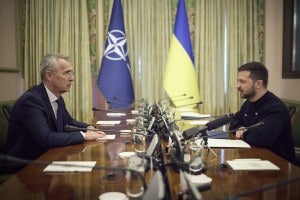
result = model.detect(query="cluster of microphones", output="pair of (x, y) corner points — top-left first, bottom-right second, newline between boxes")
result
(89, 94), (268, 199)
(0, 94), (270, 200)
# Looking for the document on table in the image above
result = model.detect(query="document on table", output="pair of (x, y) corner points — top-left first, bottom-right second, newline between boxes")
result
(43, 161), (96, 172)
(181, 112), (211, 120)
(226, 159), (280, 170)
(96, 120), (121, 125)
(106, 113), (126, 117)
(96, 134), (116, 140)
(206, 138), (251, 148)
(119, 129), (131, 135)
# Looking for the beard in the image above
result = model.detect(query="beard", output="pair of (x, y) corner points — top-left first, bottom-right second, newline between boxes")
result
(238, 85), (256, 100)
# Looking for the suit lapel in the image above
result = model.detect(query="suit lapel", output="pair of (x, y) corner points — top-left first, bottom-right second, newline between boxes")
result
(37, 83), (61, 131)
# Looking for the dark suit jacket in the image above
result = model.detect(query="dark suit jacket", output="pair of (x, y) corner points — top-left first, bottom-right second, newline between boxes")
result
(3, 83), (88, 163)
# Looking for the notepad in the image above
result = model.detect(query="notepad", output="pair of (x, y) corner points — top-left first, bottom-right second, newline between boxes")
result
(120, 129), (131, 135)
(96, 134), (116, 140)
(96, 120), (121, 125)
(106, 113), (126, 117)
(181, 112), (211, 120)
(43, 161), (96, 172)
(226, 159), (280, 170)
(184, 173), (212, 186)
(206, 138), (250, 148)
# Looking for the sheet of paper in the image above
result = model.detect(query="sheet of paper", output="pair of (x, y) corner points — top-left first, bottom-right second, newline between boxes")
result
(106, 113), (126, 117)
(43, 161), (96, 172)
(181, 112), (211, 120)
(96, 120), (121, 125)
(120, 129), (131, 135)
(206, 138), (251, 148)
(185, 173), (212, 186)
(96, 134), (116, 140)
(227, 159), (280, 170)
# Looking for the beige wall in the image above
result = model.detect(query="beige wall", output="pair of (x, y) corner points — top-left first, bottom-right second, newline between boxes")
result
(265, 0), (300, 100)
(0, 0), (23, 101)
(0, 0), (299, 102)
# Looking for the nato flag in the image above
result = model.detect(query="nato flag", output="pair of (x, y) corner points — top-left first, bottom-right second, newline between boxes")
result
(98, 0), (134, 109)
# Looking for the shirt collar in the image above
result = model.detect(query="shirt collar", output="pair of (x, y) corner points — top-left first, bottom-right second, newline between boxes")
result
(44, 85), (59, 103)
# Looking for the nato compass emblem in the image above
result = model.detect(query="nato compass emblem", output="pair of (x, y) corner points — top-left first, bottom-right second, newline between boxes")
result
(103, 30), (128, 61)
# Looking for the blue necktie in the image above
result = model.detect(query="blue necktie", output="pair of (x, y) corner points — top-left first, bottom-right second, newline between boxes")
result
(56, 98), (64, 132)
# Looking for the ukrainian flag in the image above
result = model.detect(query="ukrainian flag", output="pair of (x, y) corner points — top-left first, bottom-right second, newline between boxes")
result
(163, 0), (200, 107)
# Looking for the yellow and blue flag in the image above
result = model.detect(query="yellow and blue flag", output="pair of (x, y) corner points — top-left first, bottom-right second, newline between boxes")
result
(163, 0), (200, 107)
(98, 0), (134, 108)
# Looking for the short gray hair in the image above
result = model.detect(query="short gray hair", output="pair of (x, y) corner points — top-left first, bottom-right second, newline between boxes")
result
(40, 53), (70, 81)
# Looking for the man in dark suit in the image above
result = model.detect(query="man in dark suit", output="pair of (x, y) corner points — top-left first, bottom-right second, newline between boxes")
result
(3, 53), (105, 172)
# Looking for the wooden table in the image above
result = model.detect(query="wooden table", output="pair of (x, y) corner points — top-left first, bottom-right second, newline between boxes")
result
(162, 139), (300, 200)
(1, 110), (300, 199)
(0, 117), (151, 200)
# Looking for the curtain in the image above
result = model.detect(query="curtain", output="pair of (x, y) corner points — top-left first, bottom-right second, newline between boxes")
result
(122, 0), (173, 103)
(21, 0), (93, 122)
(98, 0), (264, 115)
(195, 0), (262, 115)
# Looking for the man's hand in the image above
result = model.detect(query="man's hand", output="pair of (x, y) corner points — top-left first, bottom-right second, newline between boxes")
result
(84, 130), (106, 141)
(235, 127), (247, 139)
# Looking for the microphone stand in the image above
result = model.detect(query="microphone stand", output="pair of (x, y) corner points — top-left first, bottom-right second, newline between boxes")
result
(194, 130), (218, 161)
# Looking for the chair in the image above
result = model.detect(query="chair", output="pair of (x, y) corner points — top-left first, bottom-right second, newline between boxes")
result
(291, 110), (300, 163)
(287, 105), (296, 118)
(1, 104), (12, 121)
(0, 104), (13, 184)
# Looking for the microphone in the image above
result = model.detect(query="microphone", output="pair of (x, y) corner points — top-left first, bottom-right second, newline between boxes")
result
(170, 122), (265, 173)
(64, 125), (89, 132)
(182, 116), (231, 140)
(107, 100), (133, 107)
(92, 107), (125, 113)
(159, 94), (187, 102)
(64, 125), (148, 136)
(112, 96), (145, 102)
(92, 107), (143, 117)
(181, 113), (234, 120)
(170, 101), (203, 109)
(228, 122), (265, 133)
(0, 154), (147, 191)
(171, 96), (194, 102)
(184, 122), (266, 141)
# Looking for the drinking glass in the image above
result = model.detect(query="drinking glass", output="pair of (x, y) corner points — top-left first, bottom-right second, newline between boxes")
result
(187, 140), (204, 174)
(133, 134), (146, 153)
(125, 156), (145, 198)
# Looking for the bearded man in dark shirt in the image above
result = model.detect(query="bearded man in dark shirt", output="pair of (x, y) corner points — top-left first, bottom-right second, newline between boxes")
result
(229, 62), (299, 166)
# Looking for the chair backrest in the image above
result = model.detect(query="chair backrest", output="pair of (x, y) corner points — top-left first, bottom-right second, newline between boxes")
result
(287, 105), (296, 118)
(0, 104), (12, 152)
(2, 104), (12, 121)
(0, 118), (9, 152)
(291, 110), (300, 149)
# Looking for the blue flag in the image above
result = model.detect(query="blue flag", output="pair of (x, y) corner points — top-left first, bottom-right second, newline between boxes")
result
(98, 0), (134, 108)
